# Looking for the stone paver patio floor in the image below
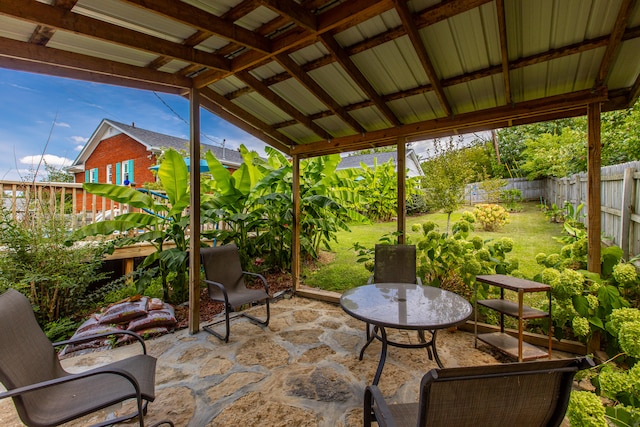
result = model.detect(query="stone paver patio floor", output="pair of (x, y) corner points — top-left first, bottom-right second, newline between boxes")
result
(0, 295), (574, 426)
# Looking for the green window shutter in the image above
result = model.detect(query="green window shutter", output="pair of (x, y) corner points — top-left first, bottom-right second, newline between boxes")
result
(85, 170), (89, 183)
(128, 159), (134, 183)
(116, 162), (121, 185)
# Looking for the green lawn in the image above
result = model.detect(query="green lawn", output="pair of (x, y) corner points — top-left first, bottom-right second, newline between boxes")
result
(302, 202), (565, 292)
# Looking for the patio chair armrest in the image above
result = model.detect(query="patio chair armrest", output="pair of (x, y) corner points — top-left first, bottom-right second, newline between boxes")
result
(204, 278), (230, 302)
(367, 274), (374, 285)
(242, 271), (269, 293)
(53, 330), (147, 354)
(417, 277), (423, 286)
(0, 364), (143, 401)
(364, 385), (397, 427)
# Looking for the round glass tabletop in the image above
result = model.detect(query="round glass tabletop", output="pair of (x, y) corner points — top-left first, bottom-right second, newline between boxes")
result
(340, 283), (472, 330)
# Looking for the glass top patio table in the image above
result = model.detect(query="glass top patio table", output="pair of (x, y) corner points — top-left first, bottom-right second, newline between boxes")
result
(340, 283), (472, 384)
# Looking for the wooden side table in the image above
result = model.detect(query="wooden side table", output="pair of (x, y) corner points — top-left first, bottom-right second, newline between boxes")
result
(474, 274), (552, 362)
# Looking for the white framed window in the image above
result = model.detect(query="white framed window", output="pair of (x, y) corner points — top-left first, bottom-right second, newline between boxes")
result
(106, 164), (113, 184)
(122, 161), (129, 185)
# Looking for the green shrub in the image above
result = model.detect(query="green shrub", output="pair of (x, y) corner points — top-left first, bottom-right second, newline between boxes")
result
(473, 203), (510, 231)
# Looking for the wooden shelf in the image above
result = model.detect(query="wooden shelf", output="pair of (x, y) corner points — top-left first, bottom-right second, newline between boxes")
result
(477, 332), (550, 361)
(474, 274), (552, 362)
(477, 299), (549, 319)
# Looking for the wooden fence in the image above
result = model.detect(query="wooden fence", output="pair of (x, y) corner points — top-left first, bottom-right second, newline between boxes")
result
(466, 161), (640, 260)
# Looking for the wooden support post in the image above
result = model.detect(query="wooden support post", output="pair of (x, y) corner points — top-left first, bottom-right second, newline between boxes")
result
(620, 168), (634, 260)
(292, 155), (301, 292)
(587, 102), (602, 274)
(397, 139), (406, 244)
(188, 88), (202, 335)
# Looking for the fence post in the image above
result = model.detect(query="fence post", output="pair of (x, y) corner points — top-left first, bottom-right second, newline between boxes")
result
(620, 168), (634, 260)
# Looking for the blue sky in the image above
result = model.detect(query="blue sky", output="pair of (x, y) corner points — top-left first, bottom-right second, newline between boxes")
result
(0, 68), (268, 181)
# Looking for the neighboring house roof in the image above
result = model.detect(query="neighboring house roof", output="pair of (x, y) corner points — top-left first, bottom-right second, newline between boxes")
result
(337, 150), (424, 177)
(67, 119), (243, 172)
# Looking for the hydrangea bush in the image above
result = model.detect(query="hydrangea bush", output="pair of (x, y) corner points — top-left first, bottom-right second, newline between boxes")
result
(536, 236), (640, 426)
(472, 203), (510, 231)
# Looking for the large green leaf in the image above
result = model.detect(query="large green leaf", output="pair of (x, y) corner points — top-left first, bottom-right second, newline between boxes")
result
(158, 149), (189, 214)
(206, 151), (233, 195)
(83, 183), (154, 209)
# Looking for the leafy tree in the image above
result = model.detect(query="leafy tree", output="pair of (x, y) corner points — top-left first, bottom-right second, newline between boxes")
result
(421, 138), (474, 233)
(519, 128), (586, 179)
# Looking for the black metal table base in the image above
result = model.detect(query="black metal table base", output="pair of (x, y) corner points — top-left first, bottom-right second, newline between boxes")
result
(359, 323), (443, 385)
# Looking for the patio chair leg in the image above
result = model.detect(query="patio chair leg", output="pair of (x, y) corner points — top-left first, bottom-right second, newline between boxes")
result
(241, 298), (270, 327)
(203, 306), (231, 342)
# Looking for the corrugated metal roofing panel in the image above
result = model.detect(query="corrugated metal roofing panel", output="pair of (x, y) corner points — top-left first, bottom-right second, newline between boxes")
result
(196, 36), (236, 53)
(608, 39), (640, 89)
(277, 124), (319, 144)
(334, 8), (401, 47)
(350, 106), (392, 132)
(180, 0), (238, 17)
(48, 31), (157, 67)
(270, 79), (328, 115)
(315, 115), (356, 138)
(157, 59), (193, 74)
(0, 16), (38, 42)
(74, 0), (195, 43)
(288, 42), (328, 65)
(629, 0), (640, 26)
(236, 6), (282, 32)
(308, 63), (367, 106)
(446, 75), (504, 115)
(389, 92), (442, 123)
(353, 37), (428, 96)
(211, 75), (247, 94)
(233, 92), (292, 124)
(422, 20), (463, 80)
(250, 61), (287, 80)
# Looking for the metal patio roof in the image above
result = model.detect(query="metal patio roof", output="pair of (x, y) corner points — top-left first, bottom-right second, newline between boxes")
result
(1, 0), (639, 158)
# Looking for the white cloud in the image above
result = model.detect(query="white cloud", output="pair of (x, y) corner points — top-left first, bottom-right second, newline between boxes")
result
(19, 154), (74, 168)
(55, 121), (71, 128)
(71, 135), (88, 143)
(75, 145), (84, 151)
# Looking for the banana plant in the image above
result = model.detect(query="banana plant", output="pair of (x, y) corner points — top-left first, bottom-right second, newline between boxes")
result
(70, 149), (192, 303)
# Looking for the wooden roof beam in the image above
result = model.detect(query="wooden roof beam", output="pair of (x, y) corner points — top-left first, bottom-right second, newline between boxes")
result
(199, 86), (296, 151)
(320, 33), (401, 126)
(258, 0), (317, 31)
(495, 0), (512, 105)
(28, 0), (78, 46)
(0, 37), (190, 92)
(236, 70), (333, 140)
(595, 0), (637, 87)
(194, 0), (394, 87)
(1, 0), (231, 72)
(122, 0), (272, 54)
(276, 52), (366, 134)
(393, 0), (452, 117)
(291, 87), (608, 157)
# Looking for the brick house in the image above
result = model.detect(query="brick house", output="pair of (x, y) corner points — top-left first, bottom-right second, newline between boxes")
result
(66, 119), (243, 213)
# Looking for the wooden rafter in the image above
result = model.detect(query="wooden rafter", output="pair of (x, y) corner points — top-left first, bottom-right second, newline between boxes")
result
(495, 0), (511, 105)
(1, 0), (231, 72)
(392, 0), (452, 117)
(291, 87), (608, 157)
(259, 0), (317, 31)
(276, 52), (366, 134)
(319, 33), (401, 126)
(28, 0), (78, 46)
(595, 0), (637, 87)
(122, 0), (272, 54)
(199, 87), (296, 150)
(0, 37), (190, 92)
(236, 69), (332, 140)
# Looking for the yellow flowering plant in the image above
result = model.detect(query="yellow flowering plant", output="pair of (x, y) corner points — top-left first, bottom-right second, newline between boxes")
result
(473, 203), (510, 231)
